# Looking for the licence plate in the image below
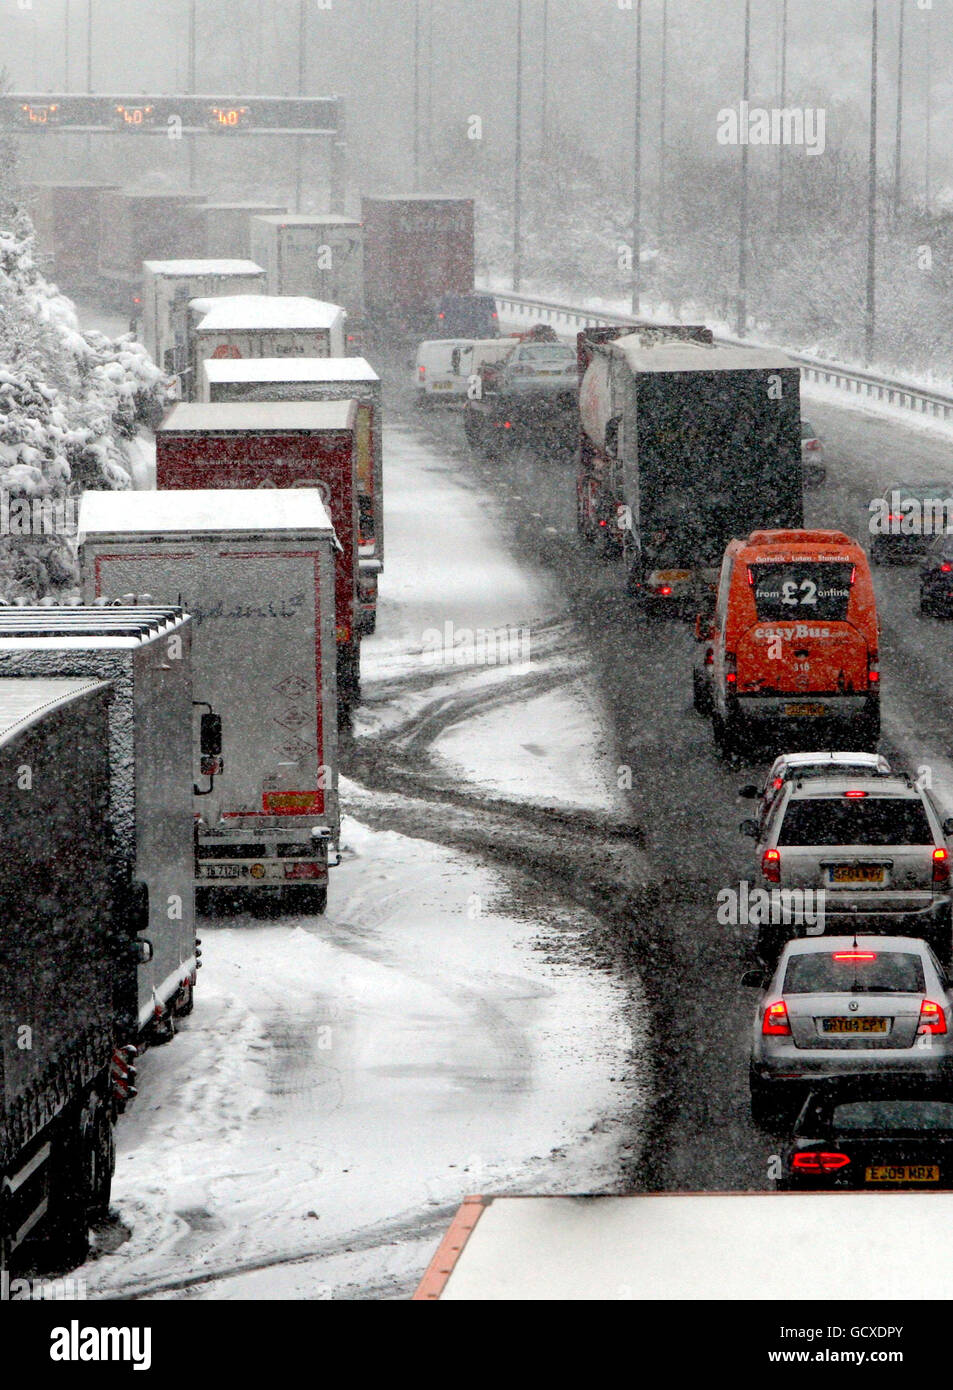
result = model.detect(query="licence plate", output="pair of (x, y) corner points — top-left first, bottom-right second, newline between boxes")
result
(828, 864), (885, 884)
(865, 1165), (939, 1183)
(822, 1016), (888, 1033)
(785, 702), (827, 717)
(655, 570), (692, 582)
(203, 864), (244, 880)
(432, 381), (453, 390)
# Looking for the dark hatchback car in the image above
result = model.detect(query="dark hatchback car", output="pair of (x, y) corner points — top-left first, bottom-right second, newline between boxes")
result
(920, 533), (953, 616)
(870, 482), (952, 565)
(780, 1079), (953, 1190)
(434, 293), (499, 338)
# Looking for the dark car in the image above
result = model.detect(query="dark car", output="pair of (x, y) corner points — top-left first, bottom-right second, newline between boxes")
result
(870, 482), (953, 565)
(800, 419), (826, 487)
(919, 533), (953, 616)
(779, 1079), (953, 1190)
(435, 293), (499, 338)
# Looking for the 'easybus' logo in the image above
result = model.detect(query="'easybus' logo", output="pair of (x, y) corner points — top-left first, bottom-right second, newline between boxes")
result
(754, 624), (832, 640)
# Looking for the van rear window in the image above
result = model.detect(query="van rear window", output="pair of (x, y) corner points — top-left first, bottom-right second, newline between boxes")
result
(750, 562), (854, 621)
(778, 797), (935, 847)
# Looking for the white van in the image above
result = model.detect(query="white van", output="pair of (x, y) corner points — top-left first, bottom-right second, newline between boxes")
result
(415, 339), (473, 403)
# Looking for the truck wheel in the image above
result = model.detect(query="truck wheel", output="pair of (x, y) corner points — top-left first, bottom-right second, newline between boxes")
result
(29, 1103), (93, 1270)
(87, 1098), (115, 1223)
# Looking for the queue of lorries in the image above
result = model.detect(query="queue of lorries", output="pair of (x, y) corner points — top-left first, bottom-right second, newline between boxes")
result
(1, 188), (493, 1277)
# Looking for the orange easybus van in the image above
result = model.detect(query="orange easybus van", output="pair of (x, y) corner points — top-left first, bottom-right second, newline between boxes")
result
(704, 529), (880, 753)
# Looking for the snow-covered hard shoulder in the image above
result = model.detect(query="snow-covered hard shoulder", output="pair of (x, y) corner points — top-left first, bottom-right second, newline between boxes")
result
(202, 357), (379, 384)
(194, 295), (345, 331)
(78, 487), (336, 538)
(157, 400), (357, 433)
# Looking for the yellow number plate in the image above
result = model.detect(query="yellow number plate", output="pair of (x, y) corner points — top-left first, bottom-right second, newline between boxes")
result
(829, 865), (885, 884)
(822, 1017), (887, 1033)
(865, 1165), (939, 1183)
(785, 702), (827, 717)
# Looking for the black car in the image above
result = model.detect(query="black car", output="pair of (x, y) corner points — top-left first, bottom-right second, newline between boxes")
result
(870, 482), (953, 564)
(434, 293), (500, 338)
(780, 1079), (953, 1190)
(920, 533), (953, 616)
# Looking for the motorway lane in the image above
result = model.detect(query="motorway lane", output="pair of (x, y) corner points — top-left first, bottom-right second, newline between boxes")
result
(382, 364), (953, 1194)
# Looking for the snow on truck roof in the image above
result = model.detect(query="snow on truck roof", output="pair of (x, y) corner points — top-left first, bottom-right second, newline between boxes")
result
(143, 259), (265, 277)
(0, 677), (112, 746)
(609, 335), (796, 374)
(158, 400), (357, 433)
(252, 214), (362, 228)
(416, 1192), (953, 1300)
(194, 295), (344, 332)
(202, 357), (378, 385)
(78, 488), (335, 539)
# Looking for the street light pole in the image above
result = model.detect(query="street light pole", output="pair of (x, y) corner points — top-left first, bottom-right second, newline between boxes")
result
(513, 0), (523, 291)
(777, 0), (787, 230)
(541, 0), (548, 154)
(736, 0), (751, 337)
(86, 0), (92, 93)
(64, 0), (70, 92)
(294, 0), (306, 211)
(865, 0), (878, 364)
(412, 0), (420, 192)
(658, 0), (667, 245)
(893, 0), (904, 220)
(631, 0), (642, 317)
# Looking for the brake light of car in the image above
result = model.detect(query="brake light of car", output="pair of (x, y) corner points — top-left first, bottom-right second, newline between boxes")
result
(747, 566), (755, 586)
(438, 312), (445, 319)
(887, 513), (902, 523)
(725, 652), (737, 685)
(868, 652), (879, 685)
(843, 789), (867, 798)
(762, 848), (781, 883)
(418, 365), (426, 381)
(804, 439), (821, 451)
(919, 1000), (948, 1034)
(942, 563), (953, 574)
(849, 565), (856, 585)
(657, 586), (672, 597)
(762, 1000), (791, 1035)
(704, 648), (713, 666)
(773, 777), (784, 790)
(832, 951), (877, 961)
(933, 847), (950, 885)
(791, 1151), (851, 1173)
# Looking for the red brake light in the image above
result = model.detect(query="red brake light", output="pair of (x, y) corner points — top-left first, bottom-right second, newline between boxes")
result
(762, 847), (781, 883)
(658, 585), (672, 596)
(438, 312), (445, 319)
(887, 513), (901, 522)
(418, 365), (426, 380)
(792, 1151), (851, 1172)
(805, 439), (820, 450)
(934, 847), (949, 885)
(503, 421), (512, 429)
(844, 789), (867, 798)
(849, 565), (856, 585)
(832, 951), (877, 961)
(762, 1000), (791, 1035)
(772, 777), (784, 790)
(942, 563), (953, 574)
(747, 566), (755, 585)
(919, 999), (948, 1035)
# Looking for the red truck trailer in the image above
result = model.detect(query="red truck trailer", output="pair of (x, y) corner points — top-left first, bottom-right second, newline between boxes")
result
(361, 195), (474, 340)
(154, 401), (362, 713)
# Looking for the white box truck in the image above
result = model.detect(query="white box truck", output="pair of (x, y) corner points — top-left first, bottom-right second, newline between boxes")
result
(141, 259), (267, 387)
(0, 607), (197, 1041)
(250, 214), (364, 328)
(78, 490), (340, 914)
(190, 296), (347, 391)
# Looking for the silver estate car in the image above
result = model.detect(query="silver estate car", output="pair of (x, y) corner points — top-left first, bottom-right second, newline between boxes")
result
(741, 774), (953, 962)
(746, 935), (953, 1129)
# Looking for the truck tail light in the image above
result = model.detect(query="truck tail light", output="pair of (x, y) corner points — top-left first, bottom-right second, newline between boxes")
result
(762, 1000), (791, 1035)
(933, 847), (950, 885)
(418, 365), (426, 381)
(284, 862), (325, 881)
(762, 847), (781, 883)
(725, 651), (737, 686)
(919, 999), (948, 1034)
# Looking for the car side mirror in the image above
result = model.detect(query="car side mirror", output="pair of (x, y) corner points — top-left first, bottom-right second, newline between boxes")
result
(943, 817), (953, 837)
(738, 785), (759, 799)
(739, 819), (760, 838)
(741, 968), (764, 988)
(200, 711), (222, 758)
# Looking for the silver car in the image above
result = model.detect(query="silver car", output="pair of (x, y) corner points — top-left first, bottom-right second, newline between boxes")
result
(741, 774), (953, 962)
(739, 751), (893, 835)
(746, 935), (953, 1128)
